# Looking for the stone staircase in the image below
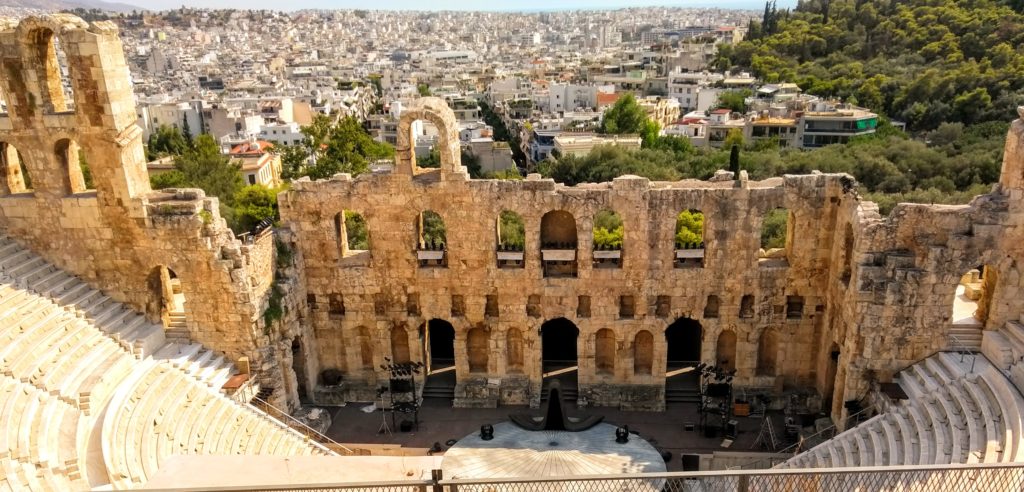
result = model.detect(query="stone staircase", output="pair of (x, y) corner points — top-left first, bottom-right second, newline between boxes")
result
(164, 311), (190, 344)
(776, 351), (1024, 469)
(948, 324), (983, 351)
(0, 235), (336, 491)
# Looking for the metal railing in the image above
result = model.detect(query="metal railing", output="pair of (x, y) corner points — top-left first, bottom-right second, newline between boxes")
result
(151, 463), (1024, 491)
(250, 395), (355, 455)
(949, 334), (980, 374)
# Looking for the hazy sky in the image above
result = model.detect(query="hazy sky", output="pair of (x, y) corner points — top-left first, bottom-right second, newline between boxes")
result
(126, 0), (793, 13)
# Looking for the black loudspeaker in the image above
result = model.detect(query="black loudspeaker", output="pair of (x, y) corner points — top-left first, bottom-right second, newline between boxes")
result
(400, 420), (413, 432)
(682, 454), (701, 471)
(725, 420), (738, 439)
(704, 425), (719, 438)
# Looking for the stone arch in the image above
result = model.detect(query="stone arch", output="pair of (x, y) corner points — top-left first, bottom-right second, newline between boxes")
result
(55, 138), (89, 194)
(633, 330), (654, 376)
(0, 142), (29, 194)
(541, 210), (578, 277)
(703, 294), (720, 319)
(594, 328), (615, 375)
(356, 326), (374, 370)
(395, 97), (464, 177)
(757, 327), (780, 376)
(506, 328), (524, 373)
(665, 317), (702, 370)
(467, 326), (489, 373)
(21, 22), (79, 114)
(146, 265), (185, 329)
(593, 209), (623, 268)
(390, 324), (411, 364)
(716, 329), (737, 372)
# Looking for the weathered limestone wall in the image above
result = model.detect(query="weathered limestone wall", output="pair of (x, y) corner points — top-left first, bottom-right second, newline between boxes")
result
(280, 102), (845, 410)
(0, 15), (288, 407)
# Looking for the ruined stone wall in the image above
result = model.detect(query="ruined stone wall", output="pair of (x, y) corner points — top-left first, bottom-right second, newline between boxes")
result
(280, 104), (847, 409)
(0, 15), (286, 406)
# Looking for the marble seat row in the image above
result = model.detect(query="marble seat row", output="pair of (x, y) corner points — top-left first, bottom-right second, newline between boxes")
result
(779, 352), (1024, 469)
(0, 235), (334, 490)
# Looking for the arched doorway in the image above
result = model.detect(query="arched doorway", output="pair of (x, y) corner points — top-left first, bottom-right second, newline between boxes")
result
(665, 317), (702, 403)
(147, 265), (187, 334)
(291, 337), (307, 402)
(421, 319), (456, 401)
(542, 318), (579, 400)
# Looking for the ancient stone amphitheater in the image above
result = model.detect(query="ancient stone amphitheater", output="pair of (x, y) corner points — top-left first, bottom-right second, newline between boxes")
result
(2, 12), (1024, 491)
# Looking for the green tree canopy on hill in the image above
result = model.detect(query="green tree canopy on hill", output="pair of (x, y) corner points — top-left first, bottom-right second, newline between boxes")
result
(600, 93), (648, 135)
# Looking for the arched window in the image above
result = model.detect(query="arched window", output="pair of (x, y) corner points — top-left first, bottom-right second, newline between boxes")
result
(716, 330), (737, 372)
(334, 210), (369, 259)
(28, 28), (73, 113)
(633, 330), (653, 376)
(467, 327), (489, 373)
(739, 294), (755, 318)
(417, 210), (447, 267)
(506, 328), (524, 373)
(759, 207), (790, 265)
(674, 209), (704, 268)
(704, 295), (720, 319)
(757, 328), (779, 376)
(391, 325), (411, 364)
(55, 139), (90, 194)
(146, 265), (186, 330)
(497, 210), (525, 268)
(0, 142), (29, 194)
(593, 209), (623, 268)
(357, 326), (374, 370)
(540, 210), (577, 278)
(595, 328), (615, 375)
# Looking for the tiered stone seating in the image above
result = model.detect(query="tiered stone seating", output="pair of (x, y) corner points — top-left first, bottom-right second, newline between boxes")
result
(0, 235), (335, 491)
(778, 351), (1024, 470)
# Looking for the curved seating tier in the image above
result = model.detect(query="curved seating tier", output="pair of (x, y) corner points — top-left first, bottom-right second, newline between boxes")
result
(0, 235), (333, 491)
(778, 352), (1024, 469)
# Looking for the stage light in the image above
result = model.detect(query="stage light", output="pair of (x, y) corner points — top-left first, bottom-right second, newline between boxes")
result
(480, 424), (494, 441)
(615, 425), (629, 444)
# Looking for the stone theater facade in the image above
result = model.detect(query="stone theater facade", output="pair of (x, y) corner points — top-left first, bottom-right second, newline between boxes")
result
(3, 15), (1024, 427)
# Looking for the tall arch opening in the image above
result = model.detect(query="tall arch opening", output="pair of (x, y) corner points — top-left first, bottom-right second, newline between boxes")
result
(633, 330), (654, 376)
(665, 317), (702, 401)
(147, 265), (186, 333)
(716, 330), (737, 372)
(28, 28), (73, 113)
(467, 327), (489, 373)
(592, 209), (623, 268)
(421, 319), (456, 400)
(674, 209), (705, 268)
(497, 210), (525, 268)
(825, 342), (841, 418)
(356, 326), (374, 370)
(506, 328), (524, 373)
(950, 265), (995, 349)
(757, 328), (779, 376)
(0, 142), (29, 194)
(542, 317), (579, 398)
(540, 210), (577, 278)
(390, 325), (411, 364)
(416, 210), (447, 267)
(594, 328), (616, 375)
(291, 337), (308, 401)
(55, 138), (90, 194)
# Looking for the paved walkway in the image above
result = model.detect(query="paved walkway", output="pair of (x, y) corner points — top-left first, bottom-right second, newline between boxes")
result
(325, 399), (792, 471)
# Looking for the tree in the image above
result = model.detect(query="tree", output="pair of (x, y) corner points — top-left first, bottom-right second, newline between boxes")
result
(181, 114), (193, 143)
(675, 210), (704, 246)
(306, 116), (394, 180)
(600, 93), (648, 135)
(233, 185), (279, 233)
(147, 125), (189, 159)
(345, 211), (369, 250)
(715, 90), (752, 113)
(729, 144), (741, 174)
(175, 134), (244, 210)
(150, 170), (187, 189)
(593, 210), (624, 249)
(498, 210), (525, 249)
(417, 83), (432, 97)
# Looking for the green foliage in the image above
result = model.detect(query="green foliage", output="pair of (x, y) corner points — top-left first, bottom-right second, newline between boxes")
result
(306, 116), (394, 180)
(263, 284), (284, 329)
(498, 210), (525, 249)
(147, 125), (190, 159)
(417, 83), (432, 97)
(761, 208), (788, 249)
(600, 93), (648, 135)
(716, 90), (753, 113)
(345, 211), (369, 250)
(275, 239), (294, 269)
(725, 0), (1024, 131)
(675, 210), (704, 246)
(199, 209), (213, 225)
(78, 150), (93, 190)
(175, 134), (244, 207)
(593, 210), (624, 249)
(489, 168), (524, 180)
(420, 210), (446, 247)
(479, 101), (527, 165)
(150, 170), (187, 189)
(233, 185), (279, 233)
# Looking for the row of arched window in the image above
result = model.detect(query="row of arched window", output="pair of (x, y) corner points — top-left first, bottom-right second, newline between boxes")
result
(351, 324), (783, 377)
(331, 207), (791, 270)
(0, 140), (95, 196)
